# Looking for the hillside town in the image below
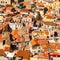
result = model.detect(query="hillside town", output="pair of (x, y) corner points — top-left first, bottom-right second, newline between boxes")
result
(0, 0), (60, 60)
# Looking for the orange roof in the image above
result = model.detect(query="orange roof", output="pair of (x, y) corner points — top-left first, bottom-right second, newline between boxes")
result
(45, 31), (49, 35)
(23, 2), (29, 5)
(46, 15), (54, 19)
(0, 49), (5, 55)
(30, 39), (38, 46)
(44, 22), (56, 26)
(44, 54), (49, 58)
(38, 39), (48, 45)
(0, 34), (2, 42)
(11, 29), (18, 38)
(16, 35), (21, 42)
(6, 4), (13, 7)
(56, 43), (60, 49)
(43, 49), (49, 53)
(0, 23), (3, 29)
(57, 14), (60, 18)
(16, 50), (30, 59)
(38, 38), (47, 40)
(20, 9), (28, 12)
(56, 20), (60, 26)
(49, 45), (57, 50)
(36, 2), (44, 7)
(39, 53), (45, 58)
(40, 44), (49, 49)
(39, 53), (49, 58)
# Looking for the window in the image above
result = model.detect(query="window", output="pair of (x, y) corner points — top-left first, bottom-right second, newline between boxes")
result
(6, 2), (7, 3)
(1, 1), (2, 3)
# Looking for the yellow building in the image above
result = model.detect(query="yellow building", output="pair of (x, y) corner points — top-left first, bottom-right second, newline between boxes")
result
(53, 0), (60, 9)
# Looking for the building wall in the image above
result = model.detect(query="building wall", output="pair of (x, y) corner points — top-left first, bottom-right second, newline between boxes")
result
(24, 0), (44, 2)
(24, 0), (32, 2)
(0, 0), (11, 5)
(15, 0), (24, 3)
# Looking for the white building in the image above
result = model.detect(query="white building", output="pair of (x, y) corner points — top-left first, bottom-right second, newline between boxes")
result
(0, 0), (24, 5)
(0, 0), (11, 5)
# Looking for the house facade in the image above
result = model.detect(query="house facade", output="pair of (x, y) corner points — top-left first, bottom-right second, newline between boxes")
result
(0, 0), (11, 5)
(0, 0), (24, 5)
